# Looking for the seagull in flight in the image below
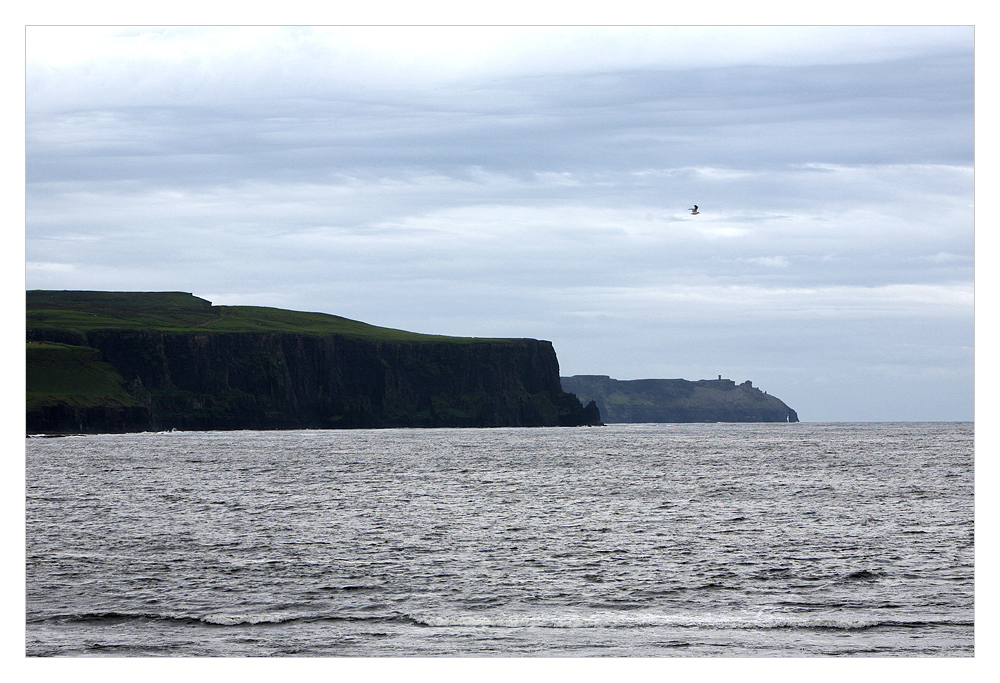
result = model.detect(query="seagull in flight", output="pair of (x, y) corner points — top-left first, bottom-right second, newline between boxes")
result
(689, 205), (700, 215)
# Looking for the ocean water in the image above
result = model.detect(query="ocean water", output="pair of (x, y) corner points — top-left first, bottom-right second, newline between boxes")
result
(25, 422), (974, 657)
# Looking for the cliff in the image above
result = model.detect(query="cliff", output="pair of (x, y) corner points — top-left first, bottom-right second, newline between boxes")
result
(560, 375), (799, 423)
(26, 290), (601, 433)
(27, 341), (154, 433)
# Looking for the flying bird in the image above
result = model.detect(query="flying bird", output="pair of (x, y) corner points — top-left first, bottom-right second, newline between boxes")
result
(690, 205), (699, 215)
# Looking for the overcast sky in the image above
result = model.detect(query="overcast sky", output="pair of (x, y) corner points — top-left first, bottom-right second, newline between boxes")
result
(24, 26), (974, 421)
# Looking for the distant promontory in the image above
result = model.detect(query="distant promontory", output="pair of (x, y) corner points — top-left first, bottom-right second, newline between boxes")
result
(561, 375), (799, 423)
(26, 290), (601, 434)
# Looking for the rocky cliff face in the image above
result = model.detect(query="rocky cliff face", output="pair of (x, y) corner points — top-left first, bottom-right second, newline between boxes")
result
(26, 340), (154, 434)
(27, 328), (600, 432)
(561, 375), (799, 423)
(28, 404), (155, 435)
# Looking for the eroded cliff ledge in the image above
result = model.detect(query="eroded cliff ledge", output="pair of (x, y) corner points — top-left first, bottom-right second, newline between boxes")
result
(26, 291), (600, 433)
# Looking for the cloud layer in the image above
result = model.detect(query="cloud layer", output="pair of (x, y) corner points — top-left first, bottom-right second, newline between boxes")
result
(26, 26), (974, 420)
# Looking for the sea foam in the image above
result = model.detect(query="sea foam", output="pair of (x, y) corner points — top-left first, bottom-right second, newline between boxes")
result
(200, 613), (295, 626)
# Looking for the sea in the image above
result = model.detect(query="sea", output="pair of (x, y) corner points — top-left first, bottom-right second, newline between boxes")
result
(25, 422), (974, 657)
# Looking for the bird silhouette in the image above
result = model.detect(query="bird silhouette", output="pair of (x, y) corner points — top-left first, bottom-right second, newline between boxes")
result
(690, 205), (699, 215)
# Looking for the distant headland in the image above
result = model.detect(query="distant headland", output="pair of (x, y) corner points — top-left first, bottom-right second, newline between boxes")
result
(561, 375), (799, 423)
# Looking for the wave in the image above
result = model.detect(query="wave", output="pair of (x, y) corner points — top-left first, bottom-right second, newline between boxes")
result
(28, 611), (205, 626)
(405, 611), (971, 631)
(841, 569), (886, 582)
(200, 613), (301, 626)
(28, 610), (972, 632)
(27, 611), (371, 627)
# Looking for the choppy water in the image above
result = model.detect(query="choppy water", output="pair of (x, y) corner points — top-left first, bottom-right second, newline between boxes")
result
(26, 422), (974, 657)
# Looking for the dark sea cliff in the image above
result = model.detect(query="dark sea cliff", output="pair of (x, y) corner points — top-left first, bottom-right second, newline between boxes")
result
(28, 329), (597, 432)
(26, 290), (600, 433)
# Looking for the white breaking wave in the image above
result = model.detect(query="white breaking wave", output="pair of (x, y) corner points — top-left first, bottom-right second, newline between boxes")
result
(408, 611), (882, 630)
(200, 613), (295, 626)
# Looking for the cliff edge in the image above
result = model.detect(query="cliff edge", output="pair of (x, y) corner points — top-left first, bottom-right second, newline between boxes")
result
(26, 290), (601, 433)
(561, 375), (799, 423)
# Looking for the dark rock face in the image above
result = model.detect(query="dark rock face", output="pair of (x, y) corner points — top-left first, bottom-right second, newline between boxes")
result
(27, 329), (601, 432)
(27, 404), (155, 435)
(560, 375), (799, 423)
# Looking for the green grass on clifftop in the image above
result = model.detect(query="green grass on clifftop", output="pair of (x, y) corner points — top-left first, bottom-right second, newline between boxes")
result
(26, 341), (137, 410)
(26, 290), (510, 343)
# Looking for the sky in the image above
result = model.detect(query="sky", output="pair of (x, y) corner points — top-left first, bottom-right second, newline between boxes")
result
(23, 25), (975, 421)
